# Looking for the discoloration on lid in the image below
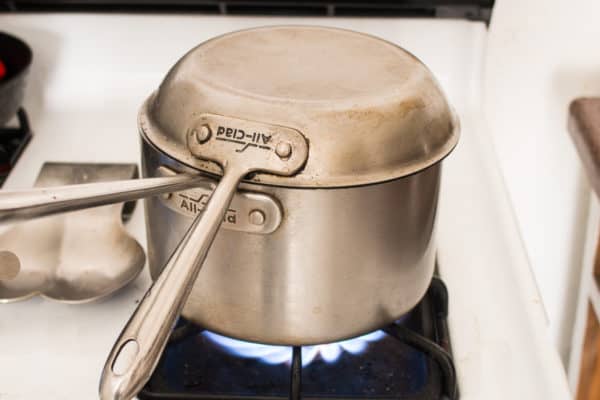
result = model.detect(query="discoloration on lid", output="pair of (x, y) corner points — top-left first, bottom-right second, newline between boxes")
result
(142, 26), (459, 188)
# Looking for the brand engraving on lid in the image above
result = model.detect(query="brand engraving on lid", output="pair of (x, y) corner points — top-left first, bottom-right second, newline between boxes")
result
(215, 125), (273, 153)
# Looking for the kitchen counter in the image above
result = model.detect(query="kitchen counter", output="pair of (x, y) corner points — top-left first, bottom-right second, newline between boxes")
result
(569, 98), (600, 199)
(0, 14), (571, 400)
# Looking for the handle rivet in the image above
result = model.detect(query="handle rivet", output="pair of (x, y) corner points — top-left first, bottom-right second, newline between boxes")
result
(248, 209), (266, 226)
(275, 142), (292, 159)
(195, 125), (212, 144)
(0, 251), (20, 281)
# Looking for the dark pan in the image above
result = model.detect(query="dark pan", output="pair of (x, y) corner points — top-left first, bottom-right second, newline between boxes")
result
(0, 32), (32, 126)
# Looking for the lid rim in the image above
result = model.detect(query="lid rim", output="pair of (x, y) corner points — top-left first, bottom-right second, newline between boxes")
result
(140, 128), (456, 189)
(139, 102), (459, 189)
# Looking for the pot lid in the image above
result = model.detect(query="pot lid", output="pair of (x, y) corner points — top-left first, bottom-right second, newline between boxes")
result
(140, 26), (459, 187)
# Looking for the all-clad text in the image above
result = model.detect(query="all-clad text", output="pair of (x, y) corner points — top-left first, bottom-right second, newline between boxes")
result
(216, 125), (272, 145)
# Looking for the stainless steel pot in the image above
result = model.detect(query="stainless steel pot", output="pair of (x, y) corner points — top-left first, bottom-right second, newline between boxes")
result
(0, 26), (458, 400)
(133, 25), (457, 346)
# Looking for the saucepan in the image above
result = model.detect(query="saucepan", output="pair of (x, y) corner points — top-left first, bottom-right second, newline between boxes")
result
(0, 26), (459, 400)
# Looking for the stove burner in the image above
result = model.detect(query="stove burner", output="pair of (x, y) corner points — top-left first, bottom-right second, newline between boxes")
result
(0, 108), (32, 186)
(140, 277), (457, 400)
(202, 330), (387, 366)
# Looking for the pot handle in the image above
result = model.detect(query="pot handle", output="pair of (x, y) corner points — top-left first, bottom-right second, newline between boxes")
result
(98, 166), (246, 400)
(0, 174), (204, 224)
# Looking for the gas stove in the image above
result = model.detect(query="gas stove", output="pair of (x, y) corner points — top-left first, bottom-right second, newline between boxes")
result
(0, 12), (571, 400)
(140, 278), (456, 400)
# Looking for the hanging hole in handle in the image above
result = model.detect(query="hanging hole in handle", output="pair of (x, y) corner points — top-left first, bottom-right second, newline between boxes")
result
(111, 339), (139, 376)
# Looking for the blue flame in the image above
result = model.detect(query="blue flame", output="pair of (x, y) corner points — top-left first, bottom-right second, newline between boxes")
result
(202, 330), (386, 366)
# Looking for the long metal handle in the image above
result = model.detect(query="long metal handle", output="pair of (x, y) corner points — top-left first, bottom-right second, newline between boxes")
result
(99, 166), (245, 400)
(0, 175), (204, 224)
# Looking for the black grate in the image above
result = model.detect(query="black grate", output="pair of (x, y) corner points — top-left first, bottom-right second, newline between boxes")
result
(139, 277), (457, 400)
(0, 1), (494, 23)
(0, 108), (32, 187)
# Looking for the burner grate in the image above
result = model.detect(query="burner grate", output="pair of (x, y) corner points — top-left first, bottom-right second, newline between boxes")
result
(0, 108), (32, 186)
(140, 277), (457, 400)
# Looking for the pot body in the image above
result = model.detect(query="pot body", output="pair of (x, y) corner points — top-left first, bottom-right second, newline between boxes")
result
(141, 134), (441, 345)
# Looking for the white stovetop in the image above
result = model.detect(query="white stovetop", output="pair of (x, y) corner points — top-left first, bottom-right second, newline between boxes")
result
(0, 14), (571, 400)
